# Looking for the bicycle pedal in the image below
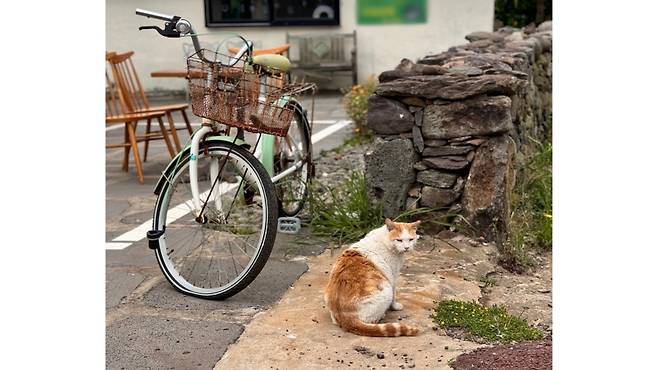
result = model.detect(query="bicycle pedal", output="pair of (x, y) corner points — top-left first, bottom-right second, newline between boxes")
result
(278, 217), (301, 234)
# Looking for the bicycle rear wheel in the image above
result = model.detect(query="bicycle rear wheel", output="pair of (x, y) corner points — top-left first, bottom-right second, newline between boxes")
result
(152, 140), (278, 300)
(274, 103), (312, 217)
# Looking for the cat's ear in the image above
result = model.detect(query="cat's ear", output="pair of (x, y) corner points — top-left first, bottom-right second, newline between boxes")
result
(385, 218), (396, 231)
(411, 220), (421, 229)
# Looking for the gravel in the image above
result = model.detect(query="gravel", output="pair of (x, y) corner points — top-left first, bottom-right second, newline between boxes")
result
(451, 338), (551, 370)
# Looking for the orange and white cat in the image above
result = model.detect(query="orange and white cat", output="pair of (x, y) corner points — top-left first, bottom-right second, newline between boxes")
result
(324, 218), (421, 337)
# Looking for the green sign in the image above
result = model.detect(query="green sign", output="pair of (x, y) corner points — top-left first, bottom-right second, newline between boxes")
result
(357, 0), (427, 25)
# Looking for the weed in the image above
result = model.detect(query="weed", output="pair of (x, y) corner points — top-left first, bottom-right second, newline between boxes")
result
(479, 275), (497, 288)
(501, 139), (552, 271)
(306, 171), (383, 244)
(432, 300), (542, 344)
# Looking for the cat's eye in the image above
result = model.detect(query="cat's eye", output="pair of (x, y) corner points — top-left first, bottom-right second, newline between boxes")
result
(395, 239), (403, 242)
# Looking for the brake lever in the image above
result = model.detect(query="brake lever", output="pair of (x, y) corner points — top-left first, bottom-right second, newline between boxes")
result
(139, 17), (181, 38)
(139, 25), (164, 33)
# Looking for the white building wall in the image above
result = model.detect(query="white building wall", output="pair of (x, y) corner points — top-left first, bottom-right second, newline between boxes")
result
(106, 0), (494, 91)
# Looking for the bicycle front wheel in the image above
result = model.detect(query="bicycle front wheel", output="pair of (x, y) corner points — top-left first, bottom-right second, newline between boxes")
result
(152, 141), (278, 300)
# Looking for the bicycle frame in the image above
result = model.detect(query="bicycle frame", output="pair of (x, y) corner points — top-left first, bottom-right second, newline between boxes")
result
(184, 104), (308, 218)
(137, 8), (311, 219)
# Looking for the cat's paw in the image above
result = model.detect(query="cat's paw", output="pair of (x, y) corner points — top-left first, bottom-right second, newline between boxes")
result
(390, 301), (404, 311)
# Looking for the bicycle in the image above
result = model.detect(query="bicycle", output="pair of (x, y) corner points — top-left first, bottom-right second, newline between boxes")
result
(136, 8), (315, 300)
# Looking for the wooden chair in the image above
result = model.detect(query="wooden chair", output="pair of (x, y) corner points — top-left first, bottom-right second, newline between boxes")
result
(106, 72), (175, 184)
(106, 51), (193, 159)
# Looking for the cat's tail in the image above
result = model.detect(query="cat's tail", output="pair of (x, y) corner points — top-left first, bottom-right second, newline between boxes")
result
(338, 315), (420, 337)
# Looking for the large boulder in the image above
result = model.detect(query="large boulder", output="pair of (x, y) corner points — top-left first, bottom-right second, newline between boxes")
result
(378, 58), (448, 83)
(465, 31), (505, 43)
(375, 73), (527, 100)
(416, 170), (458, 188)
(422, 156), (470, 171)
(367, 95), (415, 135)
(462, 135), (516, 241)
(419, 186), (460, 208)
(365, 138), (417, 218)
(537, 20), (552, 32)
(422, 145), (473, 157)
(422, 96), (513, 139)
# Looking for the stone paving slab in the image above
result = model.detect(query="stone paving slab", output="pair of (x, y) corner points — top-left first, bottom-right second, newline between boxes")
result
(214, 239), (498, 369)
(481, 254), (553, 331)
(106, 315), (243, 370)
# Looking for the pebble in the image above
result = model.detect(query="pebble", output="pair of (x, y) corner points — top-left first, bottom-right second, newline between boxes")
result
(377, 352), (385, 359)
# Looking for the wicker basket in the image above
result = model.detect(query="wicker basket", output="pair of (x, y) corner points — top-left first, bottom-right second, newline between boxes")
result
(187, 49), (311, 137)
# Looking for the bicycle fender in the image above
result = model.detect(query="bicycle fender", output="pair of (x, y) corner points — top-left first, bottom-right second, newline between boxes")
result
(153, 135), (249, 196)
(260, 135), (275, 176)
(287, 98), (314, 175)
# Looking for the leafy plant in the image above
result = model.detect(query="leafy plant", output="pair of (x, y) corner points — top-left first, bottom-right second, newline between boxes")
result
(306, 171), (383, 244)
(432, 300), (543, 344)
(342, 77), (377, 139)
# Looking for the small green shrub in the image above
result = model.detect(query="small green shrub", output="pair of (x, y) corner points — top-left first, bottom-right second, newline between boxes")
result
(342, 77), (377, 138)
(432, 300), (542, 344)
(307, 171), (383, 243)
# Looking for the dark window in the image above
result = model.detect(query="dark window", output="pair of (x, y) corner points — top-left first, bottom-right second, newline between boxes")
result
(205, 0), (340, 27)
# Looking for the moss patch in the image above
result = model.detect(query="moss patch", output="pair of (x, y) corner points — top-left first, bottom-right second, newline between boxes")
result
(432, 300), (542, 344)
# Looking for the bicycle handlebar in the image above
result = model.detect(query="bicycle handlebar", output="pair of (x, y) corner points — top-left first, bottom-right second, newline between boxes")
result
(135, 8), (253, 67)
(136, 8), (175, 22)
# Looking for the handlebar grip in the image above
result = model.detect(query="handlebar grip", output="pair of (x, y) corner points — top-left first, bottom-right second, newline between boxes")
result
(136, 8), (175, 22)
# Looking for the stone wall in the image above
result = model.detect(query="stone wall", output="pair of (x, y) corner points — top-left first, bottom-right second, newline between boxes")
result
(364, 22), (552, 241)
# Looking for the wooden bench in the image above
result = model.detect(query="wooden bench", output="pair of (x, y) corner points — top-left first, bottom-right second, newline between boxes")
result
(285, 31), (357, 86)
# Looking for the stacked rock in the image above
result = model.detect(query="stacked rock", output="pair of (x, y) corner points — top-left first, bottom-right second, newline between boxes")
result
(364, 21), (552, 241)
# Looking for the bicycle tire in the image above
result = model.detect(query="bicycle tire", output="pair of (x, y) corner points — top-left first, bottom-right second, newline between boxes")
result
(151, 140), (278, 300)
(275, 102), (312, 217)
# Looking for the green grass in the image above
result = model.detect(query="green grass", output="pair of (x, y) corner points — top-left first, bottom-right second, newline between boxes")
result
(501, 139), (552, 271)
(306, 171), (383, 244)
(306, 170), (463, 244)
(432, 300), (543, 344)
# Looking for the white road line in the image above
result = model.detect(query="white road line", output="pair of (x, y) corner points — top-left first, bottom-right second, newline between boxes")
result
(107, 119), (352, 250)
(311, 119), (351, 142)
(309, 119), (342, 125)
(105, 242), (134, 250)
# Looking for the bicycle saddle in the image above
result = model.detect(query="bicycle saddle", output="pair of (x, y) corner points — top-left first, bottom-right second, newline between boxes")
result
(251, 54), (291, 73)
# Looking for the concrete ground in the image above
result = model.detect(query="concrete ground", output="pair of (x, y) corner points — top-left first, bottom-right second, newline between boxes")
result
(106, 92), (352, 369)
